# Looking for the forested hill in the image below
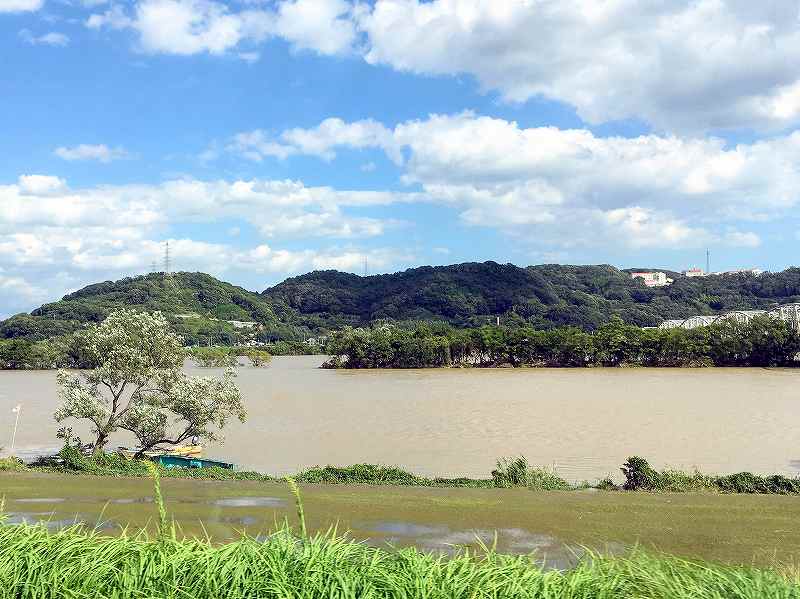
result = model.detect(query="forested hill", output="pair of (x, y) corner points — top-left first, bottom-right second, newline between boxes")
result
(4, 262), (800, 343)
(263, 262), (800, 330)
(0, 272), (310, 344)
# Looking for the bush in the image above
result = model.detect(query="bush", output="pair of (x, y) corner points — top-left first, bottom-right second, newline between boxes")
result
(0, 457), (27, 472)
(491, 456), (571, 490)
(620, 456), (663, 491)
(295, 464), (425, 485)
(596, 477), (618, 491)
(714, 472), (800, 495)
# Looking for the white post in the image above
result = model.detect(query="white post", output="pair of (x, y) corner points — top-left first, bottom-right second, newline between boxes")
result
(9, 404), (21, 455)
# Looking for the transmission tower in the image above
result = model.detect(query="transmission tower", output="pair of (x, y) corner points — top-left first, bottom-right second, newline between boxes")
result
(164, 241), (172, 276)
(363, 255), (368, 277)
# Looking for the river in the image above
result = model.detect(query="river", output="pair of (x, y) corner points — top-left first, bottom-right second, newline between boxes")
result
(2, 357), (799, 481)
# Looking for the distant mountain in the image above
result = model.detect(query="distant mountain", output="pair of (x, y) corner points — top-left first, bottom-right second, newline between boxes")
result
(0, 272), (310, 344)
(263, 261), (800, 330)
(5, 262), (800, 343)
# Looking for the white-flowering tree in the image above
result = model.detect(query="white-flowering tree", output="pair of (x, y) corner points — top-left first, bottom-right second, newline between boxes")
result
(55, 309), (245, 456)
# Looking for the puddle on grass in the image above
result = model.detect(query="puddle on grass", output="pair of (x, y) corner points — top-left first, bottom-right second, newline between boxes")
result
(213, 497), (286, 508)
(219, 515), (260, 526)
(14, 498), (66, 504)
(365, 521), (619, 569)
(111, 497), (154, 505)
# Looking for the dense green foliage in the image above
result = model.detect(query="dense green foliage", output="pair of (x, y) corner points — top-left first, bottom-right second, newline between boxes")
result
(2, 516), (797, 599)
(7, 263), (800, 348)
(324, 316), (800, 368)
(19, 448), (800, 495)
(0, 272), (313, 345)
(186, 346), (272, 367)
(490, 457), (572, 491)
(620, 456), (800, 494)
(264, 340), (323, 355)
(265, 262), (800, 330)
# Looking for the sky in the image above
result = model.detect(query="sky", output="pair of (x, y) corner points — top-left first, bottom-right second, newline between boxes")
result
(2, 0), (800, 317)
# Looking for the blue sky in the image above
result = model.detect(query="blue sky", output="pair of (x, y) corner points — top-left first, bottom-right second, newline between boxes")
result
(1, 0), (800, 317)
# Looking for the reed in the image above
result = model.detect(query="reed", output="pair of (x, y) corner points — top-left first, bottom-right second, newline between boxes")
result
(1, 514), (797, 598)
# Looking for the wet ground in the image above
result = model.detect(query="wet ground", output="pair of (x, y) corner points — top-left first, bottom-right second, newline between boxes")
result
(2, 472), (799, 569)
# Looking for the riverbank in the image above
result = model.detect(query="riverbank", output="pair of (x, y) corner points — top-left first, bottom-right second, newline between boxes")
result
(5, 452), (800, 495)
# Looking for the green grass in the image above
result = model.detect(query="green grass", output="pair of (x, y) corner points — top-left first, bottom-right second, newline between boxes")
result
(0, 484), (798, 599)
(17, 449), (800, 495)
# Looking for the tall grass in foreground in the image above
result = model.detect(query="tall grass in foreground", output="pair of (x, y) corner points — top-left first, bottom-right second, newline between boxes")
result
(0, 520), (797, 599)
(1, 476), (799, 599)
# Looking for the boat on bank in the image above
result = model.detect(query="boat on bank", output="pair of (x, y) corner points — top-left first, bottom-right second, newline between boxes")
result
(153, 454), (235, 470)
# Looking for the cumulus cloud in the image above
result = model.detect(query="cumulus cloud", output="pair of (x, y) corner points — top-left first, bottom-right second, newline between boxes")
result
(86, 0), (355, 57)
(0, 174), (416, 315)
(356, 0), (800, 133)
(54, 144), (129, 162)
(0, 176), (410, 240)
(78, 0), (800, 133)
(272, 0), (356, 55)
(230, 112), (800, 248)
(19, 29), (69, 46)
(17, 175), (67, 196)
(86, 5), (133, 29)
(231, 118), (401, 163)
(0, 0), (43, 12)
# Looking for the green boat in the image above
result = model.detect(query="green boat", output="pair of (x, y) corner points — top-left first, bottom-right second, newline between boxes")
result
(151, 454), (235, 470)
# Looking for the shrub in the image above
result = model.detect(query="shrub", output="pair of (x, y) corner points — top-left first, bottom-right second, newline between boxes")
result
(621, 456), (663, 491)
(0, 457), (26, 472)
(491, 456), (571, 490)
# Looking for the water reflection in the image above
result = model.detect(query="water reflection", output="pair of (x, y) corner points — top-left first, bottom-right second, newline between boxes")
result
(213, 497), (286, 508)
(366, 521), (600, 568)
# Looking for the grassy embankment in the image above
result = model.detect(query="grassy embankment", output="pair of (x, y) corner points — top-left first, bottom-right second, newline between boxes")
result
(4, 451), (800, 495)
(0, 469), (798, 599)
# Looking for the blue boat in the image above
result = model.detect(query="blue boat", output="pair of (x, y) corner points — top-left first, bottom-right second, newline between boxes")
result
(152, 454), (235, 470)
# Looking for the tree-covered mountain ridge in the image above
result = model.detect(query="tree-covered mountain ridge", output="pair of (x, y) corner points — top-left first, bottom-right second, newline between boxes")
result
(4, 262), (800, 342)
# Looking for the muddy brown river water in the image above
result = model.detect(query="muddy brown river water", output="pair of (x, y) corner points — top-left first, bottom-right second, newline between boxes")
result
(2, 357), (800, 480)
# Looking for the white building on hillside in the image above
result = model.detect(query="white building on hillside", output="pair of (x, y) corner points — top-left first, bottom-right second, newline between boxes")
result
(683, 268), (706, 277)
(631, 271), (673, 287)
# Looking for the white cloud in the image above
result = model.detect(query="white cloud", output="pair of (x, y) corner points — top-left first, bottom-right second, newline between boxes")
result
(19, 29), (69, 46)
(231, 118), (401, 163)
(87, 0), (356, 57)
(273, 0), (356, 55)
(0, 176), (406, 239)
(0, 173), (416, 315)
(237, 51), (260, 63)
(233, 112), (800, 249)
(724, 230), (761, 248)
(54, 144), (129, 162)
(0, 0), (42, 12)
(357, 0), (800, 132)
(17, 175), (67, 196)
(86, 5), (133, 29)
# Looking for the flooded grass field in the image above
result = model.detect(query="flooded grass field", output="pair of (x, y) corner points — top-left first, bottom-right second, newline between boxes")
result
(3, 471), (800, 568)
